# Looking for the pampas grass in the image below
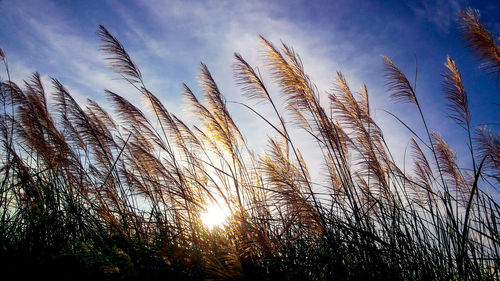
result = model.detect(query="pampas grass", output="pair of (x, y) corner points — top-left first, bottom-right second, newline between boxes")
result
(0, 8), (498, 281)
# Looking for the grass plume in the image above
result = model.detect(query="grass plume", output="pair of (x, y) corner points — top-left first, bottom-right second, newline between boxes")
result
(0, 7), (498, 281)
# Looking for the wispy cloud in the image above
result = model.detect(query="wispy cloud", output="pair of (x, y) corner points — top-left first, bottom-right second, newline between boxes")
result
(407, 0), (463, 34)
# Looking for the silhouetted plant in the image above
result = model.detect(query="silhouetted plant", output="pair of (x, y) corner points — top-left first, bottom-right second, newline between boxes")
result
(0, 8), (498, 281)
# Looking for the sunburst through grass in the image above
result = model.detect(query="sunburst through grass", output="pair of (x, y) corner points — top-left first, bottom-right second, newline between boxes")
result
(0, 7), (498, 281)
(200, 201), (231, 229)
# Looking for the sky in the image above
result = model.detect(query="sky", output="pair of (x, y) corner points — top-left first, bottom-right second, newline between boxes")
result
(0, 0), (499, 185)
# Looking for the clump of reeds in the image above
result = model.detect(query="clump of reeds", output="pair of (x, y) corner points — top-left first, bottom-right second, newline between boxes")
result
(0, 7), (498, 281)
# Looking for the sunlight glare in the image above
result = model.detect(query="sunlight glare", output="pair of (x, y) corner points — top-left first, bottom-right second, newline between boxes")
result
(200, 202), (230, 229)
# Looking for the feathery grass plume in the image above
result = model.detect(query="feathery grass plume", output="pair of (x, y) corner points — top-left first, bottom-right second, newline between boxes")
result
(330, 72), (362, 131)
(16, 77), (70, 169)
(431, 132), (468, 201)
(26, 72), (47, 108)
(142, 88), (172, 131)
(331, 72), (383, 144)
(196, 62), (251, 214)
(105, 89), (165, 151)
(410, 138), (434, 191)
(359, 84), (370, 117)
(52, 81), (126, 218)
(233, 52), (292, 150)
(97, 26), (184, 197)
(2, 81), (26, 106)
(184, 84), (237, 179)
(85, 103), (115, 145)
(140, 88), (193, 167)
(285, 102), (312, 133)
(183, 83), (212, 121)
(98, 25), (142, 84)
(234, 52), (271, 104)
(410, 138), (437, 206)
(443, 56), (470, 129)
(234, 51), (317, 194)
(324, 151), (343, 194)
(86, 99), (118, 130)
(51, 79), (88, 149)
(171, 114), (203, 150)
(260, 35), (314, 112)
(261, 35), (345, 224)
(260, 138), (324, 235)
(53, 79), (114, 166)
(475, 126), (500, 184)
(332, 120), (351, 163)
(199, 62), (243, 147)
(458, 8), (500, 78)
(331, 72), (390, 199)
(382, 56), (417, 104)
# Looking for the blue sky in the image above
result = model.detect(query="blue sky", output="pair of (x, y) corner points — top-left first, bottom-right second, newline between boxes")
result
(0, 0), (498, 181)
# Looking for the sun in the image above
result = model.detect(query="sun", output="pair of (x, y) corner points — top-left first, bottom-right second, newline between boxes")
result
(200, 201), (230, 229)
